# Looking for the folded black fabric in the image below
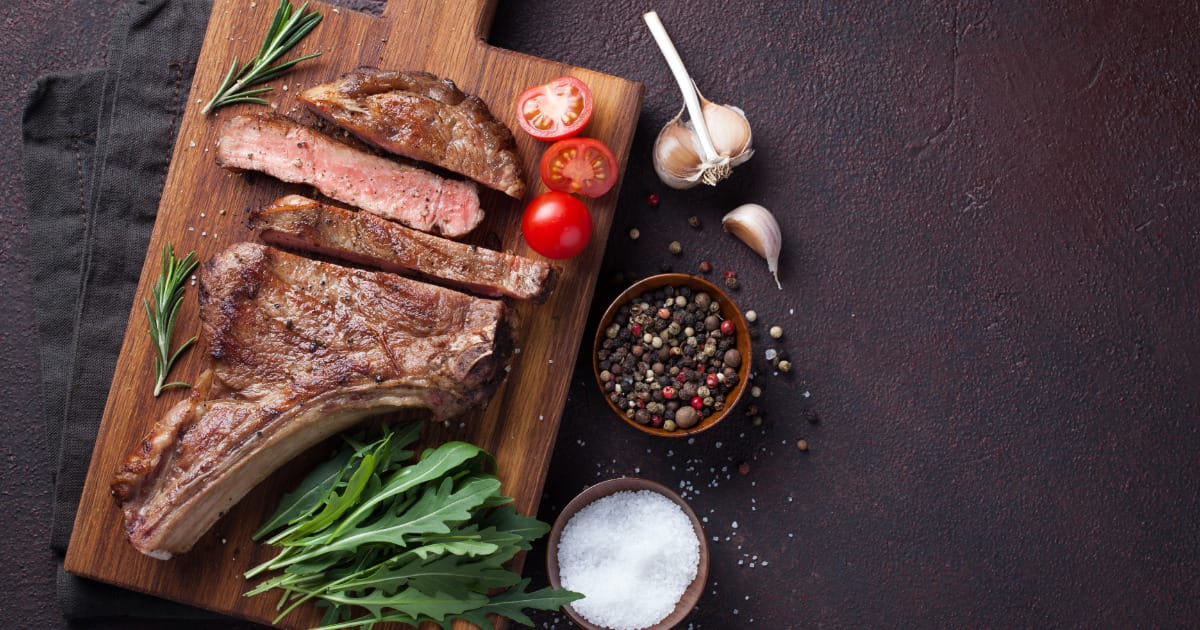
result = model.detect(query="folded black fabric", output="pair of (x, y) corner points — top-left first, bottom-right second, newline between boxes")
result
(23, 0), (226, 621)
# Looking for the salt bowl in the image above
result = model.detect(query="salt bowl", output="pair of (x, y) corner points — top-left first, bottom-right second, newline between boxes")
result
(546, 477), (709, 630)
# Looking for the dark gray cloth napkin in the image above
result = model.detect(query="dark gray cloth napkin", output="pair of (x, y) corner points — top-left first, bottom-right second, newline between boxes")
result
(23, 0), (227, 621)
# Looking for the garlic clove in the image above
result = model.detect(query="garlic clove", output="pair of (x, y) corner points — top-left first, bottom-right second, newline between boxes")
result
(702, 98), (753, 163)
(653, 112), (706, 189)
(722, 203), (783, 290)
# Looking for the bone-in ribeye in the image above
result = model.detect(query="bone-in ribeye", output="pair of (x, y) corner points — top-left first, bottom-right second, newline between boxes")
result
(301, 67), (526, 199)
(111, 243), (507, 558)
(216, 113), (483, 237)
(251, 195), (557, 301)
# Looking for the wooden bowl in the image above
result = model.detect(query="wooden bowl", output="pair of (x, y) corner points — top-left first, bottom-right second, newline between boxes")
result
(546, 477), (709, 630)
(593, 273), (752, 437)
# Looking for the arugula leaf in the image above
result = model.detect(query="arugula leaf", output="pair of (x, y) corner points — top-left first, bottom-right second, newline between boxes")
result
(284, 434), (387, 538)
(320, 586), (486, 622)
(331, 441), (486, 537)
(253, 446), (353, 540)
(406, 525), (523, 560)
(327, 476), (500, 552)
(334, 552), (521, 597)
(455, 579), (584, 628)
(479, 505), (552, 551)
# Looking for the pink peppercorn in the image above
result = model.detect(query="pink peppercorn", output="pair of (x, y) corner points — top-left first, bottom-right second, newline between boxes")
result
(651, 414), (664, 427)
(658, 307), (671, 319)
(676, 372), (688, 383)
(720, 320), (734, 336)
(662, 385), (676, 399)
(631, 323), (642, 337)
(706, 373), (719, 388)
(646, 193), (660, 208)
(690, 396), (704, 410)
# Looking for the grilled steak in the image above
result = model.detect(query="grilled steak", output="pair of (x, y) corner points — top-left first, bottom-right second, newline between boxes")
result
(301, 68), (526, 199)
(111, 243), (507, 558)
(216, 113), (483, 237)
(251, 195), (557, 301)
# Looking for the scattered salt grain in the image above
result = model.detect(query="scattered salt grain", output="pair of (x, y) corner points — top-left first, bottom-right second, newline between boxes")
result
(557, 490), (700, 630)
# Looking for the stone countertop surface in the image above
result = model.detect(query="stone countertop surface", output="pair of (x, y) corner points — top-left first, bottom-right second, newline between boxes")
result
(3, 1), (1198, 627)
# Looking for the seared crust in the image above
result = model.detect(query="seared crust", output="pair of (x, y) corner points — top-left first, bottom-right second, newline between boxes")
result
(251, 195), (558, 301)
(111, 243), (508, 558)
(301, 67), (526, 199)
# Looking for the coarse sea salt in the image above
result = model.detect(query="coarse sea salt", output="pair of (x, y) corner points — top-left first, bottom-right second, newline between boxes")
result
(557, 490), (700, 630)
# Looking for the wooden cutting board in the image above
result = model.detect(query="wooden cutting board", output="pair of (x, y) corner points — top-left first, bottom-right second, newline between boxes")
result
(63, 0), (642, 627)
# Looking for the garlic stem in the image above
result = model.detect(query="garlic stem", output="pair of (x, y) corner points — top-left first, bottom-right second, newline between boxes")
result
(643, 11), (720, 163)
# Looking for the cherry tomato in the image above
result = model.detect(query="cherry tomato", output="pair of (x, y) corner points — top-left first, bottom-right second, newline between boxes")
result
(521, 191), (593, 259)
(539, 138), (618, 198)
(516, 76), (593, 141)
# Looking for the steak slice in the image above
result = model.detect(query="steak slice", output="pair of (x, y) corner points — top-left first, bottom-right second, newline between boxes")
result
(111, 243), (507, 558)
(301, 67), (526, 199)
(216, 113), (483, 237)
(251, 195), (558, 301)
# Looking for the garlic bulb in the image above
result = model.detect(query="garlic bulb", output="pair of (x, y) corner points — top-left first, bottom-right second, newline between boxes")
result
(654, 99), (754, 188)
(722, 203), (782, 289)
(645, 11), (753, 189)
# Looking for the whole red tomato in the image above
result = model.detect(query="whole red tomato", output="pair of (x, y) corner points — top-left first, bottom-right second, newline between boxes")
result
(521, 191), (593, 259)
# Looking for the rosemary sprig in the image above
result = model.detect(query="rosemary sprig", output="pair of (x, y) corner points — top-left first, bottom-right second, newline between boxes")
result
(201, 0), (323, 114)
(145, 244), (200, 397)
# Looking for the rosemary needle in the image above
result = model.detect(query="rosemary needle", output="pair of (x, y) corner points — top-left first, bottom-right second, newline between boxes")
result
(145, 244), (200, 397)
(201, 0), (323, 115)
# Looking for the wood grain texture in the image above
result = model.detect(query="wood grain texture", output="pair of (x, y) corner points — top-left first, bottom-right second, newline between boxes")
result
(61, 0), (642, 627)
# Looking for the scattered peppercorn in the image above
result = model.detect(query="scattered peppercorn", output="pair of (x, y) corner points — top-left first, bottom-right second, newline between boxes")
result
(738, 462), (751, 475)
(752, 416), (763, 426)
(778, 360), (792, 373)
(724, 276), (739, 290)
(687, 215), (701, 229)
(629, 227), (640, 240)
(745, 309), (757, 322)
(668, 241), (682, 255)
(769, 325), (784, 339)
(722, 269), (737, 279)
(699, 260), (713, 274)
(646, 193), (660, 208)
(796, 438), (809, 452)
(750, 385), (762, 398)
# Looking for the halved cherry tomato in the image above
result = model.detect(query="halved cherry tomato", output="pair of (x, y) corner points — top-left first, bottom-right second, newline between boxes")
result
(521, 191), (593, 259)
(516, 76), (594, 141)
(539, 138), (618, 198)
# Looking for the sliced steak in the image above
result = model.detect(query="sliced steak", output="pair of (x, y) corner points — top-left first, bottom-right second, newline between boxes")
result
(111, 243), (507, 558)
(251, 195), (557, 301)
(301, 67), (526, 199)
(216, 113), (483, 237)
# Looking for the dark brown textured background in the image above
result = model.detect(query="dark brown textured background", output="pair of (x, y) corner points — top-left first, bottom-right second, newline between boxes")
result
(5, 1), (1198, 628)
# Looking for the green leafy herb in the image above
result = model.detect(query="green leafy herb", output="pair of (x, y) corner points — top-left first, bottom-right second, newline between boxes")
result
(145, 244), (199, 396)
(201, 0), (323, 114)
(247, 424), (581, 628)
